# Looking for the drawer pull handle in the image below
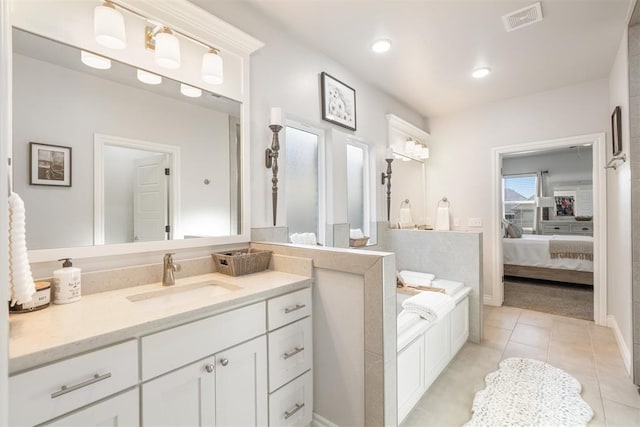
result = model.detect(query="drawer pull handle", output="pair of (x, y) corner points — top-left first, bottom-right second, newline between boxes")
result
(284, 403), (305, 420)
(582, 227), (589, 231)
(220, 358), (229, 367)
(554, 227), (560, 230)
(284, 303), (306, 314)
(51, 373), (112, 399)
(283, 346), (304, 360)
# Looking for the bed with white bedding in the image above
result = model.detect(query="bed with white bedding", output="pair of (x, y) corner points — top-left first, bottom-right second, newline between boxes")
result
(503, 234), (593, 285)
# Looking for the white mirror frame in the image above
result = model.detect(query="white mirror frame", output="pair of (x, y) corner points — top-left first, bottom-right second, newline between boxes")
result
(9, 0), (263, 263)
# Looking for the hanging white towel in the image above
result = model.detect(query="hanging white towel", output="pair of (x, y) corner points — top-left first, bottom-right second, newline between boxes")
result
(401, 290), (454, 322)
(8, 192), (35, 306)
(435, 200), (450, 231)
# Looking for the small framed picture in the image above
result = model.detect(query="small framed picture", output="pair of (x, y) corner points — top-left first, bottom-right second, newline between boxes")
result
(554, 190), (576, 217)
(611, 105), (622, 156)
(321, 72), (357, 131)
(30, 142), (72, 187)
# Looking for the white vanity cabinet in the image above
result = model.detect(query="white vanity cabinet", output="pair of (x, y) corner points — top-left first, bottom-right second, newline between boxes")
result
(267, 288), (313, 427)
(141, 336), (267, 427)
(9, 340), (138, 426)
(46, 389), (139, 427)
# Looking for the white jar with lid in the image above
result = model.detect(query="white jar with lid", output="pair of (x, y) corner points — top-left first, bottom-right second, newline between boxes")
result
(52, 258), (81, 304)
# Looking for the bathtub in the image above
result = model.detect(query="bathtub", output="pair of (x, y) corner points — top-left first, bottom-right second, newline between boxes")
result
(397, 286), (471, 424)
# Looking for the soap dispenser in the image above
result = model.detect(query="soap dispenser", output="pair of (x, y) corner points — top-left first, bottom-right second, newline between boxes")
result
(52, 258), (81, 304)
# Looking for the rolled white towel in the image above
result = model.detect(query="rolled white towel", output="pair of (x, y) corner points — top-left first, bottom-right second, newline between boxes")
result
(290, 232), (318, 245)
(399, 270), (436, 287)
(350, 228), (365, 239)
(397, 310), (422, 334)
(8, 192), (35, 306)
(431, 279), (465, 296)
(401, 291), (454, 322)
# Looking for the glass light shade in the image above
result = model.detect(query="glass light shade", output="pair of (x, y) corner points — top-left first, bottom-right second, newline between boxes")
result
(180, 83), (202, 98)
(401, 156), (411, 162)
(137, 69), (162, 85)
(94, 2), (127, 50)
(202, 49), (223, 84)
(419, 146), (430, 159)
(80, 51), (111, 70)
(405, 139), (416, 154)
(155, 30), (180, 69)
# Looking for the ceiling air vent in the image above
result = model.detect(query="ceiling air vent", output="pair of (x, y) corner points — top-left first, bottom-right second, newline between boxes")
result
(502, 2), (543, 32)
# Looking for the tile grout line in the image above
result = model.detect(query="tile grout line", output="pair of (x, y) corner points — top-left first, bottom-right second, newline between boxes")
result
(587, 324), (608, 425)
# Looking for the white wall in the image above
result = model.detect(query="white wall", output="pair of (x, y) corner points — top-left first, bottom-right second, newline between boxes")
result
(502, 148), (593, 187)
(190, 1), (426, 230)
(428, 79), (610, 303)
(13, 54), (231, 249)
(607, 29), (633, 371)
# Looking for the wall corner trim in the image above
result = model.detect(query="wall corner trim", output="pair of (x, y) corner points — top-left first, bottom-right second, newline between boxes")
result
(607, 314), (632, 376)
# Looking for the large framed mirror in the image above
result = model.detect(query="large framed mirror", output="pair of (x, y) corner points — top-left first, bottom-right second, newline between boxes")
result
(9, 0), (262, 262)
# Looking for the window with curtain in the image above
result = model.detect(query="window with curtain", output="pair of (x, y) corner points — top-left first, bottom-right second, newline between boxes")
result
(503, 173), (537, 232)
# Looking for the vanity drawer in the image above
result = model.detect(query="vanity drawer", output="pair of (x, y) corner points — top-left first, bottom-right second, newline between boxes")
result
(268, 288), (311, 331)
(269, 370), (313, 427)
(268, 317), (312, 392)
(141, 302), (265, 380)
(9, 340), (138, 427)
(542, 224), (570, 234)
(571, 223), (593, 234)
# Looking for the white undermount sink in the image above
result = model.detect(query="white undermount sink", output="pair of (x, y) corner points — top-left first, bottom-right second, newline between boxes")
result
(126, 280), (241, 308)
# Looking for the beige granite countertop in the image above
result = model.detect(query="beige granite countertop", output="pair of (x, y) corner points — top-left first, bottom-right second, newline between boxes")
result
(9, 270), (311, 374)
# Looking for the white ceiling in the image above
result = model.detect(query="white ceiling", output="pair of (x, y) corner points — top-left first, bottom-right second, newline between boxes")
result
(231, 0), (632, 118)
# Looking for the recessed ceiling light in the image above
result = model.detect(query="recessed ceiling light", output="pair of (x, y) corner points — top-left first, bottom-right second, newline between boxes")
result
(371, 39), (391, 53)
(80, 51), (111, 70)
(472, 67), (491, 79)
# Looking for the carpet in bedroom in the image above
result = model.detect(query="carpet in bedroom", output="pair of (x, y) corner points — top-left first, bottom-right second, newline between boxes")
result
(503, 277), (593, 321)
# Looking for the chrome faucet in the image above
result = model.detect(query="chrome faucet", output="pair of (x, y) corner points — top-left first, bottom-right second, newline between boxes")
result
(162, 253), (181, 286)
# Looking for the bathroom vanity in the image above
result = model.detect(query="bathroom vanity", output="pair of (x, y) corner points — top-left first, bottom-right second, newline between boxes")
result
(9, 269), (313, 426)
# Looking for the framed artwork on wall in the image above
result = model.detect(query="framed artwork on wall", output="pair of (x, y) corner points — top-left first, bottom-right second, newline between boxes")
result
(29, 142), (72, 187)
(554, 190), (576, 217)
(320, 72), (357, 131)
(611, 105), (622, 156)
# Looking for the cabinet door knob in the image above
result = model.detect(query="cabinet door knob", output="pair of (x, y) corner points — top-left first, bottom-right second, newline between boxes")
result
(205, 364), (214, 373)
(220, 358), (229, 367)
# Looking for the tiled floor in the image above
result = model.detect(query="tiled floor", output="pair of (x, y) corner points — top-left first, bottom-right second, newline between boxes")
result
(402, 305), (640, 427)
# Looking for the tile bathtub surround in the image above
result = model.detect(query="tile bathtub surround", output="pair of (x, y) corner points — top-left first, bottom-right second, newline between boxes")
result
(402, 306), (639, 427)
(250, 242), (397, 427)
(385, 229), (483, 343)
(251, 226), (289, 243)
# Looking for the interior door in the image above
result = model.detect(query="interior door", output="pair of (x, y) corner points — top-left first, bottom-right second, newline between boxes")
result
(133, 154), (168, 242)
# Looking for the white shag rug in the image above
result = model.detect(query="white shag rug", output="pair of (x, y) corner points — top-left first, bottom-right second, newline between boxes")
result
(464, 357), (594, 427)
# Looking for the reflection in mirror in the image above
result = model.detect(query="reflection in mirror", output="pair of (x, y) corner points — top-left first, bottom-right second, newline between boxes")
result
(284, 124), (325, 245)
(12, 29), (242, 250)
(390, 156), (426, 227)
(346, 143), (369, 238)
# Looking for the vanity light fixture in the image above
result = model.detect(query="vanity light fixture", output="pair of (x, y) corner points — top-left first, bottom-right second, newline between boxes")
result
(381, 148), (394, 221)
(202, 48), (224, 84)
(150, 27), (181, 69)
(80, 50), (112, 70)
(180, 83), (202, 98)
(472, 67), (491, 79)
(371, 39), (391, 53)
(266, 108), (283, 226)
(136, 69), (162, 85)
(94, 0), (127, 50)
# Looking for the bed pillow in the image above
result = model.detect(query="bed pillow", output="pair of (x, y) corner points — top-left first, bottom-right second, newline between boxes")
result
(506, 222), (523, 238)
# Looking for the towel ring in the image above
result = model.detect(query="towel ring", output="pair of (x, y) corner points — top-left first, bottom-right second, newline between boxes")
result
(438, 197), (449, 208)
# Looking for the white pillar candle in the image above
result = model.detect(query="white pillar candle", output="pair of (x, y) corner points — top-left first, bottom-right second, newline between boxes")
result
(270, 107), (282, 126)
(386, 147), (394, 159)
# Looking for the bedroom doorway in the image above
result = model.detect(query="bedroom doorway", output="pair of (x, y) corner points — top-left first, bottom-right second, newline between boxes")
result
(491, 133), (607, 325)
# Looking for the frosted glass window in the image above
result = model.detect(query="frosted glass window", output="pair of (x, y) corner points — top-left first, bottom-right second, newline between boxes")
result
(347, 144), (365, 231)
(285, 126), (319, 236)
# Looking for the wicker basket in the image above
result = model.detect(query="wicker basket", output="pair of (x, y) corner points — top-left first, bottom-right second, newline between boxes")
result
(349, 236), (369, 248)
(212, 249), (272, 276)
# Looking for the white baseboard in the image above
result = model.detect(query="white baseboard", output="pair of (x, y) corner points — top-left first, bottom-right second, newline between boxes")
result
(311, 413), (339, 427)
(483, 295), (501, 306)
(607, 314), (632, 375)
